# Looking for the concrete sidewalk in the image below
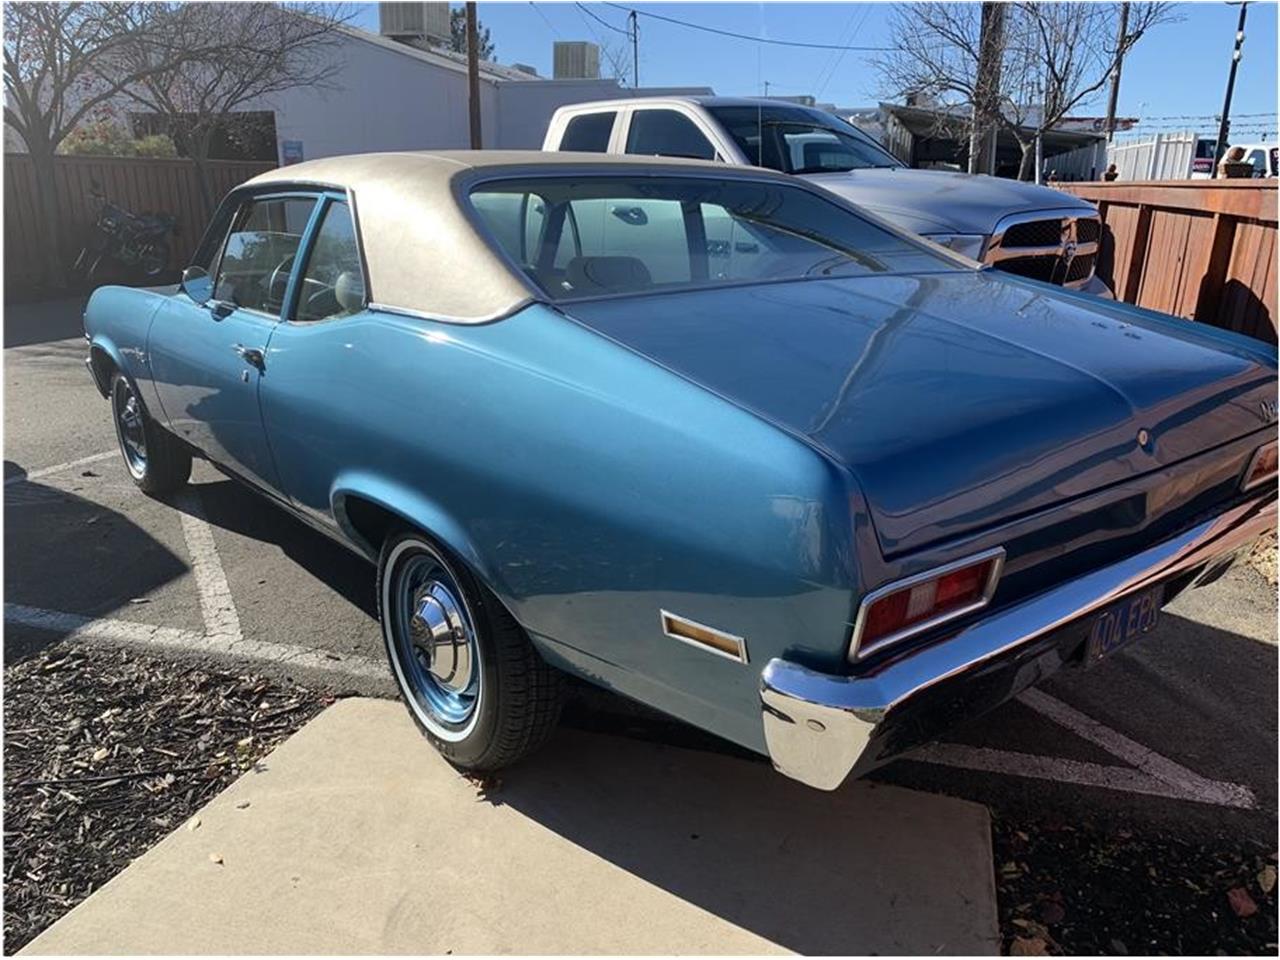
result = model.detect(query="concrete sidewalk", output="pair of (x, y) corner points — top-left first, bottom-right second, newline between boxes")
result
(22, 699), (998, 955)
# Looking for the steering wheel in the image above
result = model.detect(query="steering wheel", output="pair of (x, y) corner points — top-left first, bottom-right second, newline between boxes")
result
(267, 254), (296, 308)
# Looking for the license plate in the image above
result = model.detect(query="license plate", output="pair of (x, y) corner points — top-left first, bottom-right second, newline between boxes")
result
(1085, 586), (1162, 665)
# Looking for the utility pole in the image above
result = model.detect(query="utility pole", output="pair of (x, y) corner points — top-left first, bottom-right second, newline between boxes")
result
(466, 1), (481, 149)
(1213, 1), (1249, 176)
(969, 2), (1006, 175)
(629, 9), (639, 88)
(1103, 1), (1130, 141)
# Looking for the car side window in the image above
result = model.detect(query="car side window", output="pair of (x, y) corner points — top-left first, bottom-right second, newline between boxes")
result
(213, 196), (315, 315)
(560, 112), (616, 152)
(625, 110), (716, 160)
(294, 201), (366, 322)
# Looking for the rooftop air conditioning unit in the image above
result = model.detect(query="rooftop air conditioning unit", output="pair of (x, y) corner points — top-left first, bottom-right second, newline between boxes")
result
(379, 2), (450, 45)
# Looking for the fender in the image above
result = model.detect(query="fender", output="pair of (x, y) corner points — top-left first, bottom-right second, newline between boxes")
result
(330, 470), (505, 599)
(84, 286), (170, 418)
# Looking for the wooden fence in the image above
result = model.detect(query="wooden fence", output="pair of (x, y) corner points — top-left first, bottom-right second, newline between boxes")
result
(1059, 179), (1277, 344)
(5, 153), (275, 296)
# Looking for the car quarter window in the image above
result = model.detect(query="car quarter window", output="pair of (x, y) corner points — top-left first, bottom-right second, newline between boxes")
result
(213, 196), (316, 315)
(294, 200), (365, 322)
(560, 112), (616, 152)
(469, 175), (951, 302)
(625, 110), (717, 161)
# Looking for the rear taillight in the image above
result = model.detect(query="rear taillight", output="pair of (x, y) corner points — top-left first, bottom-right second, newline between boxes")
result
(1242, 439), (1278, 491)
(850, 548), (1005, 661)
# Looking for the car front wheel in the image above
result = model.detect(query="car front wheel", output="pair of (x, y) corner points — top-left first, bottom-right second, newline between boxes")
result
(378, 530), (563, 771)
(110, 370), (191, 496)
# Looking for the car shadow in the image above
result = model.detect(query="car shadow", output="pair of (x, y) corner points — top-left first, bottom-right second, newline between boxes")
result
(169, 474), (377, 618)
(3, 463), (189, 664)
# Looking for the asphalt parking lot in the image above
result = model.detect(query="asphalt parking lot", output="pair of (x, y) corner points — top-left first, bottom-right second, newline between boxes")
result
(6, 295), (1277, 853)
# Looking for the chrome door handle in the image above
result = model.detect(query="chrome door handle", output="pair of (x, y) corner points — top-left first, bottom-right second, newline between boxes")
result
(233, 344), (265, 371)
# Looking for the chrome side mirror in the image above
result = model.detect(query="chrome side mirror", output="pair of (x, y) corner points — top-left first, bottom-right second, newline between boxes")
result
(180, 265), (213, 306)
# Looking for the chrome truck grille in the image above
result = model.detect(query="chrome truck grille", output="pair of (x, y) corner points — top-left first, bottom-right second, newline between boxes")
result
(984, 210), (1101, 290)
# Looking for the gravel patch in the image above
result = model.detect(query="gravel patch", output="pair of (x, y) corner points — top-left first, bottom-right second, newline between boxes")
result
(1246, 530), (1277, 588)
(993, 813), (1278, 955)
(3, 645), (333, 953)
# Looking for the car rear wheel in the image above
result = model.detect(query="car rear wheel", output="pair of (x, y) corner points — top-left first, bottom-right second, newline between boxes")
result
(110, 371), (191, 495)
(377, 529), (563, 771)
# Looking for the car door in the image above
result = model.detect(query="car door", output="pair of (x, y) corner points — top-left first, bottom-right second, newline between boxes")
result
(149, 192), (318, 495)
(251, 194), (371, 527)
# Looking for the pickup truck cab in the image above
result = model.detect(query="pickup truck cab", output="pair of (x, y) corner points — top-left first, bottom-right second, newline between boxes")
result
(543, 96), (1112, 297)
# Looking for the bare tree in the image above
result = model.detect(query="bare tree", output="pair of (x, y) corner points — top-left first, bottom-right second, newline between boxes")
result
(117, 3), (353, 213)
(3, 3), (193, 281)
(875, 2), (1176, 180)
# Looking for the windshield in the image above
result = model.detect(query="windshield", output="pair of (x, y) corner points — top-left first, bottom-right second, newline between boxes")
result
(469, 174), (954, 303)
(707, 105), (902, 174)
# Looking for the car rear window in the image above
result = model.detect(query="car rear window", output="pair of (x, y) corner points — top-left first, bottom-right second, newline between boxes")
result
(469, 175), (953, 302)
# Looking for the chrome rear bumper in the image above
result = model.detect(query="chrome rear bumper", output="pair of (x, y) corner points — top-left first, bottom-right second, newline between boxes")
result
(761, 491), (1276, 790)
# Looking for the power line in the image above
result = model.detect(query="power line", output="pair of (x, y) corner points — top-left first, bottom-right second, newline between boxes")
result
(574, 2), (629, 36)
(572, 2), (633, 81)
(527, 2), (562, 39)
(600, 2), (889, 51)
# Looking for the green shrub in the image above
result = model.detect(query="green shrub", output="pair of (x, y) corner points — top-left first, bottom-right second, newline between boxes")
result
(59, 121), (177, 158)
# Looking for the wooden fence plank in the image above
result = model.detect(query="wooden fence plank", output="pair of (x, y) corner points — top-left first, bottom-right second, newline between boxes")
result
(1061, 180), (1277, 343)
(4, 153), (275, 297)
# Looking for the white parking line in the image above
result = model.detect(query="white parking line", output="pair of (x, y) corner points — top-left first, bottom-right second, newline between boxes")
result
(176, 489), (243, 643)
(909, 688), (1257, 809)
(1018, 687), (1257, 808)
(5, 450), (117, 485)
(4, 603), (387, 681)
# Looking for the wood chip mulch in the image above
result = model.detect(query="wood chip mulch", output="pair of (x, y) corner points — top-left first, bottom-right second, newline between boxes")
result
(993, 813), (1278, 955)
(3, 645), (333, 953)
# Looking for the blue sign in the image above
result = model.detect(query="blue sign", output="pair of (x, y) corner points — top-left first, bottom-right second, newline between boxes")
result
(281, 140), (304, 165)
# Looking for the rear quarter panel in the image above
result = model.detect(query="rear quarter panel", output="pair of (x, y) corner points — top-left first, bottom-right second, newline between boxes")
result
(261, 303), (865, 753)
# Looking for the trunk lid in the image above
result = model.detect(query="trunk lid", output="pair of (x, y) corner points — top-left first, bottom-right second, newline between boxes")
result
(566, 270), (1277, 556)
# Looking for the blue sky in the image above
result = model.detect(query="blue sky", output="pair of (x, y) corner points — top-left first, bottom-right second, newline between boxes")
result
(352, 2), (1278, 141)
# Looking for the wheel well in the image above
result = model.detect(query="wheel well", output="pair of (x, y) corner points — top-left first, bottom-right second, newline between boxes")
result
(339, 495), (404, 558)
(89, 346), (116, 398)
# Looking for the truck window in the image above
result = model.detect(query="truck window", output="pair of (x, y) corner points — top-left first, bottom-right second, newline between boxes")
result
(560, 112), (615, 153)
(708, 104), (900, 174)
(625, 110), (716, 161)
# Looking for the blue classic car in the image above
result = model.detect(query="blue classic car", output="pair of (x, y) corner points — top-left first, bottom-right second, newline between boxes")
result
(84, 152), (1278, 790)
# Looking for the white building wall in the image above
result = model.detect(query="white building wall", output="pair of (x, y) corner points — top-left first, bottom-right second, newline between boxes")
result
(252, 35), (504, 163)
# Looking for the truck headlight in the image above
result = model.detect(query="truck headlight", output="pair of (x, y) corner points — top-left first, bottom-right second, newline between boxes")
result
(923, 233), (988, 262)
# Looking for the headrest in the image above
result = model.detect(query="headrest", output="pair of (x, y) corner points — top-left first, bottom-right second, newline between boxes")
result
(334, 271), (365, 313)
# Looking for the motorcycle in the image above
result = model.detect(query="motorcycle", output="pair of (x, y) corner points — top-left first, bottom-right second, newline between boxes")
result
(72, 182), (178, 281)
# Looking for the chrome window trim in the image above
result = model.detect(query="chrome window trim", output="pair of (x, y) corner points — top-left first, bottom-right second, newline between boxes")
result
(848, 546), (1007, 663)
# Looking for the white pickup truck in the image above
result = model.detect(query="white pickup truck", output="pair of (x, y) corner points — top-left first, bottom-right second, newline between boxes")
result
(543, 96), (1111, 296)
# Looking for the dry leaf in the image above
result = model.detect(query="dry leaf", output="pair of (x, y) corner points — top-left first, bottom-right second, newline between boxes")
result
(1228, 886), (1259, 918)
(1258, 865), (1277, 895)
(90, 747), (108, 762)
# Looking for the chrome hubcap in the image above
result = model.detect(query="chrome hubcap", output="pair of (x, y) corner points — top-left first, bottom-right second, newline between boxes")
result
(392, 553), (480, 728)
(410, 581), (475, 694)
(114, 381), (146, 475)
